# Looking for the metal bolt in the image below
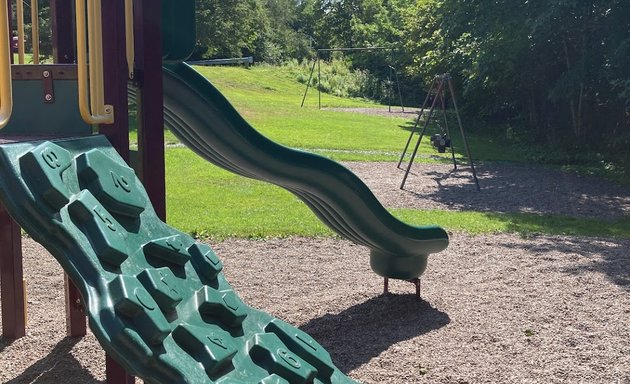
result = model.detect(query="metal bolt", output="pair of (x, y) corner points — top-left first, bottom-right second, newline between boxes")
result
(42, 70), (50, 78)
(45, 94), (53, 101)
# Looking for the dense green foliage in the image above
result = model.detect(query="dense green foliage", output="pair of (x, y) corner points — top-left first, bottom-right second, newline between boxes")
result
(193, 0), (313, 63)
(195, 0), (630, 177)
(403, 1), (630, 166)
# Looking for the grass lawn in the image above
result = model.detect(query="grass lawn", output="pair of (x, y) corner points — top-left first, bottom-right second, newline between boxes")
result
(188, 65), (528, 163)
(166, 148), (328, 239)
(165, 148), (630, 241)
(155, 65), (630, 241)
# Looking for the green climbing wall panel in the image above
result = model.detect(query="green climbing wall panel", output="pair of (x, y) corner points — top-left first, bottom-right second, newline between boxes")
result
(1, 65), (91, 137)
(0, 135), (356, 384)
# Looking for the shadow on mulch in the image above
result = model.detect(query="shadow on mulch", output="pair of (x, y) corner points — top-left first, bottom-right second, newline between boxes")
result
(401, 165), (630, 220)
(300, 293), (449, 372)
(0, 335), (11, 353)
(503, 236), (630, 290)
(5, 337), (102, 384)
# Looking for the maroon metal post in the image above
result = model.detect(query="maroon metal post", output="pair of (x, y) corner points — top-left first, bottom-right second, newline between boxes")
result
(50, 0), (75, 63)
(100, 1), (134, 381)
(1, 0), (26, 340)
(101, 0), (130, 161)
(133, 0), (166, 220)
(50, 0), (86, 338)
(412, 278), (421, 301)
(64, 275), (86, 337)
(106, 355), (135, 384)
(0, 202), (26, 339)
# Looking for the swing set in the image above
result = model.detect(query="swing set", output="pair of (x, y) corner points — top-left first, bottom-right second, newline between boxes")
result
(398, 73), (481, 191)
(300, 47), (405, 111)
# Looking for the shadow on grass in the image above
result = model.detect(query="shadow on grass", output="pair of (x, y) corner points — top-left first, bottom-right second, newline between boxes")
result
(299, 293), (449, 373)
(398, 119), (420, 133)
(5, 337), (102, 384)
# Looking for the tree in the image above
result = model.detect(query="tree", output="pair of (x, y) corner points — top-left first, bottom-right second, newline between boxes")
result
(402, 0), (630, 162)
(194, 0), (267, 59)
(259, 0), (312, 63)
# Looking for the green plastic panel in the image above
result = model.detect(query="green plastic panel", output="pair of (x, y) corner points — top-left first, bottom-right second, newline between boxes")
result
(156, 63), (449, 279)
(162, 0), (196, 63)
(1, 66), (91, 137)
(0, 135), (356, 384)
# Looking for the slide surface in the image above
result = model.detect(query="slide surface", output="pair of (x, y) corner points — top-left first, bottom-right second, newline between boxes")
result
(0, 135), (356, 383)
(158, 63), (448, 279)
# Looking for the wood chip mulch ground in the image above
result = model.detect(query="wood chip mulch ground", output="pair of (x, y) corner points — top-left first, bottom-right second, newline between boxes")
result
(1, 161), (629, 383)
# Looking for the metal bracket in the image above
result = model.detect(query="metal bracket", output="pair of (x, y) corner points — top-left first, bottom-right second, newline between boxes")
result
(11, 65), (80, 105)
(42, 69), (55, 104)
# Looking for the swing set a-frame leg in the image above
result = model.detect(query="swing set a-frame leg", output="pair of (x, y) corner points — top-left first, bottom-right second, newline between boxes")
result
(446, 76), (481, 191)
(439, 90), (458, 170)
(397, 77), (438, 169)
(400, 78), (445, 190)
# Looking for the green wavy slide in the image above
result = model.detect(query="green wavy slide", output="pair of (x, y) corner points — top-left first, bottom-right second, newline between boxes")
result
(157, 63), (449, 280)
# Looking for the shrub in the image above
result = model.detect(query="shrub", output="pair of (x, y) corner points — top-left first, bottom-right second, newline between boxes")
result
(285, 58), (389, 102)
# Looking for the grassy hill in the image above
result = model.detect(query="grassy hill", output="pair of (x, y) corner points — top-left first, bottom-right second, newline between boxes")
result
(192, 65), (526, 163)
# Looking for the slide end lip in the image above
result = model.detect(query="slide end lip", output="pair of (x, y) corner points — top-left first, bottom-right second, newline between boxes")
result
(370, 250), (429, 280)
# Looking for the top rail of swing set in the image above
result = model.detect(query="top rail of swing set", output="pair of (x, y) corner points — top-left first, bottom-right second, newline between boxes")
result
(315, 47), (392, 53)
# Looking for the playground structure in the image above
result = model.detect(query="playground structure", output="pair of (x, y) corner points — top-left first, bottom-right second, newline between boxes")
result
(0, 1), (448, 382)
(398, 73), (481, 191)
(300, 47), (405, 111)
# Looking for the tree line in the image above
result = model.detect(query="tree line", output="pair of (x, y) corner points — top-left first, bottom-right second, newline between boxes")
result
(16, 1), (630, 168)
(197, 0), (630, 168)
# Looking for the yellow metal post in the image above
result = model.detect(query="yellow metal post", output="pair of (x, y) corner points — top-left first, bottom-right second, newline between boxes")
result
(75, 0), (114, 125)
(93, 0), (105, 115)
(16, 0), (24, 64)
(124, 0), (134, 79)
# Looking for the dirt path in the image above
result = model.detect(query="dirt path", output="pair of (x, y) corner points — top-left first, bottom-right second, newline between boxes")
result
(1, 162), (629, 383)
(322, 107), (421, 118)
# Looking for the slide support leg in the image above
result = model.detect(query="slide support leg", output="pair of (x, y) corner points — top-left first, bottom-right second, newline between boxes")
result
(106, 355), (135, 384)
(382, 277), (422, 301)
(0, 203), (26, 339)
(64, 275), (86, 336)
